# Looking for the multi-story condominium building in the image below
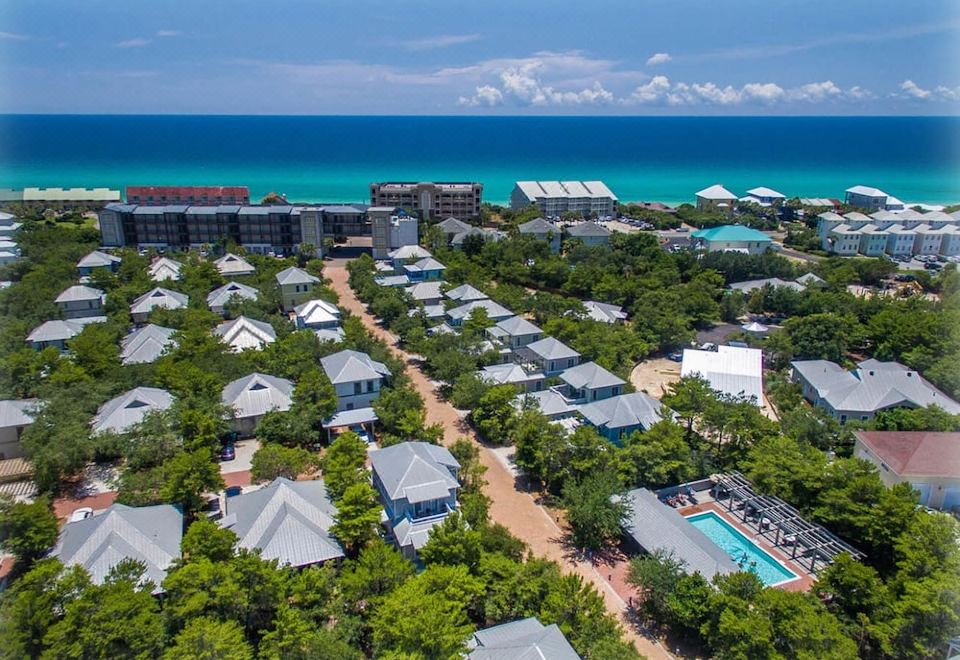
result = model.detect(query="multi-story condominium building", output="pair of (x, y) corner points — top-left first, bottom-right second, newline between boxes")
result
(817, 209), (960, 257)
(0, 187), (120, 210)
(319, 204), (369, 237)
(370, 207), (419, 259)
(511, 181), (618, 217)
(844, 185), (904, 212)
(370, 182), (482, 220)
(126, 185), (250, 205)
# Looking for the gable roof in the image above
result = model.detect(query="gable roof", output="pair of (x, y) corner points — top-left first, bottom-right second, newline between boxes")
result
(696, 184), (738, 200)
(148, 257), (183, 282)
(560, 361), (625, 390)
(447, 299), (513, 322)
(846, 185), (888, 198)
(582, 300), (627, 323)
(518, 217), (559, 235)
(275, 266), (320, 286)
(213, 253), (255, 275)
(206, 281), (259, 309)
(566, 221), (611, 237)
(436, 217), (472, 234)
(578, 392), (669, 431)
(221, 373), (294, 419)
(26, 317), (106, 343)
(728, 277), (803, 294)
(469, 618), (580, 660)
(52, 503), (182, 593)
(515, 389), (578, 419)
(746, 186), (786, 199)
(91, 387), (173, 434)
(494, 315), (542, 337)
(120, 324), (176, 365)
(451, 227), (504, 245)
(0, 399), (38, 428)
(445, 283), (489, 302)
(854, 431), (960, 479)
(406, 281), (445, 302)
(77, 250), (121, 269)
(214, 316), (277, 352)
(130, 287), (188, 315)
(370, 441), (460, 504)
(387, 245), (432, 261)
(320, 349), (391, 384)
(525, 336), (580, 361)
(219, 478), (344, 567)
(55, 285), (104, 304)
(294, 298), (340, 325)
(403, 257), (446, 274)
(478, 363), (545, 386)
(691, 225), (772, 243)
(682, 345), (763, 404)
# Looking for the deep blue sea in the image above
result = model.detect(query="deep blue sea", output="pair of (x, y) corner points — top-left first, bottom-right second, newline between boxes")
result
(0, 115), (958, 205)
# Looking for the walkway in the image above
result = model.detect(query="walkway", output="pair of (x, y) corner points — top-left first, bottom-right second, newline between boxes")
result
(326, 265), (672, 660)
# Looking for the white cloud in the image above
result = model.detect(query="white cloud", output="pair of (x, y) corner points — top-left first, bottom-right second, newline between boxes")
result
(458, 85), (503, 107)
(0, 31), (30, 41)
(935, 85), (960, 101)
(495, 62), (613, 106)
(895, 80), (960, 102)
(116, 37), (150, 48)
(630, 76), (671, 103)
(156, 30), (181, 38)
(899, 79), (932, 99)
(403, 34), (480, 51)
(626, 76), (866, 106)
(646, 52), (672, 66)
(788, 80), (842, 102)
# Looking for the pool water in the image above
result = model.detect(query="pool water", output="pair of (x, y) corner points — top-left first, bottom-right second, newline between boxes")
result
(686, 512), (798, 586)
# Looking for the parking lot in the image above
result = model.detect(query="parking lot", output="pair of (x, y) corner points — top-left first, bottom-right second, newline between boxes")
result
(896, 254), (954, 272)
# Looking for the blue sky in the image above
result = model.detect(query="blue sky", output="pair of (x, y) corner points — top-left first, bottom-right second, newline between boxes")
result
(1, 0), (958, 115)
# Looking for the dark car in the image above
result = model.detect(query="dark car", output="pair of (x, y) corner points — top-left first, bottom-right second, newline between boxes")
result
(220, 443), (236, 461)
(667, 351), (683, 362)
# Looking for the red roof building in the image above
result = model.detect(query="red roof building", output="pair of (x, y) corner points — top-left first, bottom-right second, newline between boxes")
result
(126, 186), (250, 205)
(854, 431), (960, 511)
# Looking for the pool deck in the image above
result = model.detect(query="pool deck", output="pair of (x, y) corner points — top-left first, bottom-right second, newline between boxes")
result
(677, 500), (815, 592)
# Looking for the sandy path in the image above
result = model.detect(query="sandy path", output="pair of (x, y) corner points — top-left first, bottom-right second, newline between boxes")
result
(326, 265), (672, 660)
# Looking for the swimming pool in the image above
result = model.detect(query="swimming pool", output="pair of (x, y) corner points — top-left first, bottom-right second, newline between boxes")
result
(686, 511), (798, 586)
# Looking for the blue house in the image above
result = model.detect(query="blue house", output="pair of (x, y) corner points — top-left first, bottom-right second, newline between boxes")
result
(558, 361), (625, 403)
(578, 392), (671, 444)
(403, 257), (446, 282)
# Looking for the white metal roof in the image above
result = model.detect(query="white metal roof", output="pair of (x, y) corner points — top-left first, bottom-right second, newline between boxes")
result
(120, 324), (177, 365)
(320, 349), (391, 384)
(846, 185), (888, 198)
(746, 186), (786, 199)
(130, 287), (188, 315)
(275, 267), (320, 286)
(206, 281), (259, 310)
(91, 387), (173, 434)
(682, 345), (763, 404)
(214, 316), (276, 352)
(222, 373), (295, 419)
(696, 184), (738, 200)
(213, 253), (256, 276)
(55, 284), (104, 304)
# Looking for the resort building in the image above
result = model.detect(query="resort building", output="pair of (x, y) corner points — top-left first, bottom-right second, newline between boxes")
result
(468, 618), (580, 660)
(52, 503), (183, 593)
(741, 187), (786, 207)
(695, 184), (738, 211)
(207, 281), (259, 315)
(517, 217), (562, 253)
(218, 477), (344, 567)
(214, 316), (276, 352)
(558, 361), (625, 403)
(319, 204), (370, 238)
(26, 317), (106, 351)
(0, 399), (37, 460)
(126, 185), (249, 205)
(682, 345), (764, 405)
(320, 349), (391, 412)
(510, 181), (617, 217)
(369, 182), (483, 220)
(817, 209), (960, 257)
(844, 185), (894, 211)
(581, 300), (627, 324)
(148, 257), (183, 282)
(213, 253), (256, 277)
(119, 324), (176, 365)
(275, 266), (320, 312)
(91, 387), (174, 435)
(791, 359), (960, 423)
(370, 441), (460, 559)
(691, 225), (773, 255)
(54, 285), (105, 319)
(853, 431), (960, 511)
(0, 187), (120, 210)
(221, 373), (294, 437)
(577, 392), (670, 443)
(370, 208), (419, 260)
(129, 287), (188, 323)
(77, 250), (121, 275)
(0, 211), (22, 239)
(565, 221), (611, 247)
(516, 336), (580, 375)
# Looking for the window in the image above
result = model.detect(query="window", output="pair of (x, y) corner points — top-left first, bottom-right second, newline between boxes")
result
(366, 380), (374, 393)
(354, 382), (362, 395)
(346, 402), (354, 411)
(567, 358), (575, 368)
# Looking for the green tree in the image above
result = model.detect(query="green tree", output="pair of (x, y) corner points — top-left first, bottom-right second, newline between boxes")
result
(0, 495), (59, 562)
(180, 519), (238, 564)
(620, 420), (696, 489)
(784, 312), (862, 362)
(337, 540), (415, 617)
(539, 573), (629, 658)
(250, 443), (318, 483)
(562, 470), (630, 551)
(471, 384), (518, 443)
(626, 549), (686, 622)
(160, 449), (226, 516)
(662, 375), (716, 438)
(331, 482), (382, 555)
(321, 431), (369, 500)
(290, 367), (338, 443)
(419, 512), (483, 572)
(257, 606), (361, 660)
(163, 617), (253, 660)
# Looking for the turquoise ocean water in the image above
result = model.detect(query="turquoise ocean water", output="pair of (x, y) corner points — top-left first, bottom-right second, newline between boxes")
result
(0, 115), (957, 205)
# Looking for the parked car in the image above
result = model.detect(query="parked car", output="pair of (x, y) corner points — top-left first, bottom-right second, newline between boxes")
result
(68, 507), (93, 523)
(349, 425), (373, 444)
(667, 351), (683, 362)
(220, 442), (236, 461)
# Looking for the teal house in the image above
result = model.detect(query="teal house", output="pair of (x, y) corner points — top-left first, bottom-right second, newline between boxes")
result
(691, 225), (773, 255)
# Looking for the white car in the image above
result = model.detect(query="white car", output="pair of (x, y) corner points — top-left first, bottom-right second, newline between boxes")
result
(68, 507), (93, 523)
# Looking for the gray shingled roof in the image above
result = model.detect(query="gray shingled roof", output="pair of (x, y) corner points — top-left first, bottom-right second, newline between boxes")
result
(275, 267), (320, 286)
(320, 349), (391, 385)
(206, 281), (259, 310)
(55, 285), (104, 304)
(221, 373), (294, 419)
(620, 488), (738, 581)
(52, 503), (182, 593)
(578, 392), (670, 431)
(560, 361), (625, 390)
(370, 442), (459, 504)
(469, 618), (580, 660)
(524, 337), (580, 361)
(436, 217), (473, 234)
(566, 221), (611, 238)
(91, 387), (173, 434)
(219, 478), (344, 567)
(120, 324), (176, 365)
(130, 287), (188, 315)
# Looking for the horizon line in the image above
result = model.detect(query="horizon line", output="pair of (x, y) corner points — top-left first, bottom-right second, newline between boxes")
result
(0, 112), (957, 119)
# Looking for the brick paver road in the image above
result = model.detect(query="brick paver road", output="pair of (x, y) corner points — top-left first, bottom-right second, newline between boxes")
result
(326, 265), (672, 660)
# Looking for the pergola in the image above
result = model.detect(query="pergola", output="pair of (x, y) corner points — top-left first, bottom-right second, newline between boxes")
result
(711, 471), (864, 575)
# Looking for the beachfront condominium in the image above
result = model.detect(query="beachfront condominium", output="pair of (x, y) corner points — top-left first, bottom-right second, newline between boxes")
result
(0, 187), (121, 210)
(370, 207), (419, 259)
(126, 185), (250, 205)
(369, 182), (483, 220)
(816, 209), (960, 258)
(510, 181), (618, 217)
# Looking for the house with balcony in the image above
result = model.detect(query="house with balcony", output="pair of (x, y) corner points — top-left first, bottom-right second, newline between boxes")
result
(77, 250), (121, 276)
(577, 392), (671, 444)
(478, 363), (546, 394)
(320, 349), (391, 412)
(695, 184), (738, 211)
(559, 361), (625, 403)
(402, 257), (446, 282)
(516, 336), (580, 375)
(275, 266), (321, 312)
(446, 299), (513, 327)
(370, 441), (460, 559)
(207, 281), (259, 315)
(486, 316), (542, 351)
(55, 285), (105, 319)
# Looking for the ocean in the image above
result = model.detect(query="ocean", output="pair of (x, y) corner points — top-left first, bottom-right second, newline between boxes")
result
(0, 115), (958, 205)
